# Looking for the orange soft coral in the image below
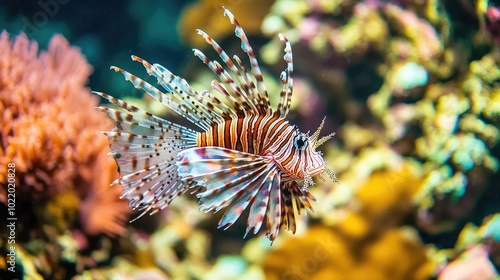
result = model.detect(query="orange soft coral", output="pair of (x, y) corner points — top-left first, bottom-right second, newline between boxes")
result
(0, 31), (129, 236)
(79, 152), (130, 237)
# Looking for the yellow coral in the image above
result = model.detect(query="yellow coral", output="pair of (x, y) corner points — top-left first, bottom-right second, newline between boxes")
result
(263, 226), (431, 280)
(329, 4), (388, 54)
(178, 0), (274, 47)
(40, 190), (80, 232)
(263, 163), (432, 280)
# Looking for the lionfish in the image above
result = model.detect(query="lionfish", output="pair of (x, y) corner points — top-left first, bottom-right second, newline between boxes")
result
(95, 8), (336, 241)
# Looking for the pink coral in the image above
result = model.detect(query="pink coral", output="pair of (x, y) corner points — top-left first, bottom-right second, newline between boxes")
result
(485, 6), (500, 45)
(438, 245), (498, 280)
(0, 31), (129, 236)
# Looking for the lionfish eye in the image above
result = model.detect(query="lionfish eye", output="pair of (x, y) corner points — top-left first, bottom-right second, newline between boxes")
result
(293, 133), (308, 150)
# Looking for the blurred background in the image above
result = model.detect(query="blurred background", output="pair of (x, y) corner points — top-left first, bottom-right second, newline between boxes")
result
(1, 0), (500, 279)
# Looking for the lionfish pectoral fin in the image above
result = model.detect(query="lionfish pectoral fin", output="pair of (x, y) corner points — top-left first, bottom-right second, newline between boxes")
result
(176, 147), (283, 240)
(281, 186), (297, 234)
(265, 174), (284, 242)
(242, 169), (279, 238)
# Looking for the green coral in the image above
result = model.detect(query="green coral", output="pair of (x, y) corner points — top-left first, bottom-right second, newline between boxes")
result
(412, 52), (500, 208)
(367, 50), (500, 209)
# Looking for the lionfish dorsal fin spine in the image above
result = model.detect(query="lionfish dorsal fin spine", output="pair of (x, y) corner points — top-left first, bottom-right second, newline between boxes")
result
(93, 91), (197, 138)
(197, 89), (237, 123)
(196, 29), (260, 115)
(96, 106), (198, 141)
(232, 54), (267, 114)
(192, 48), (246, 116)
(223, 7), (272, 115)
(110, 65), (213, 130)
(131, 56), (229, 127)
(276, 33), (294, 118)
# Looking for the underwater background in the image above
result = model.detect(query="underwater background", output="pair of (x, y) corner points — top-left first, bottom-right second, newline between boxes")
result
(1, 0), (500, 279)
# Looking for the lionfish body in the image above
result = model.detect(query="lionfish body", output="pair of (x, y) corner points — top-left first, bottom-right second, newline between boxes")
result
(95, 8), (336, 241)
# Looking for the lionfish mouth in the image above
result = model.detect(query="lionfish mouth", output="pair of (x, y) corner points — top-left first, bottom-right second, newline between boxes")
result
(302, 163), (338, 190)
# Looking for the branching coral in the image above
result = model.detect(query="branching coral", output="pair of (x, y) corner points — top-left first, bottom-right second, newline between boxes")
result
(408, 51), (500, 215)
(0, 32), (100, 197)
(0, 31), (130, 235)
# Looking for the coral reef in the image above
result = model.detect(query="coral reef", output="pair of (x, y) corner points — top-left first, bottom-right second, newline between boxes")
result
(435, 214), (500, 279)
(2, 0), (500, 278)
(260, 0), (500, 223)
(0, 31), (124, 212)
(0, 32), (129, 278)
(263, 164), (433, 280)
(258, 0), (500, 278)
(0, 31), (95, 198)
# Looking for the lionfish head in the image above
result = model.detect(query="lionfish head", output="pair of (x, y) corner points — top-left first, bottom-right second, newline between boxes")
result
(283, 118), (337, 188)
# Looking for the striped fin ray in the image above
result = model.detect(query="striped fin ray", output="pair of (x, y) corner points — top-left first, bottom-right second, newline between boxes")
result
(266, 175), (282, 241)
(110, 65), (212, 130)
(279, 182), (316, 236)
(95, 92), (198, 218)
(244, 171), (274, 237)
(94, 91), (198, 142)
(289, 181), (315, 212)
(192, 49), (248, 115)
(197, 163), (269, 215)
(176, 147), (286, 239)
(133, 55), (237, 121)
(232, 55), (265, 113)
(195, 29), (259, 114)
(223, 7), (272, 114)
(276, 34), (294, 118)
(216, 166), (277, 231)
(103, 130), (193, 217)
(96, 107), (193, 140)
(130, 55), (234, 126)
(281, 185), (297, 233)
(266, 181), (316, 240)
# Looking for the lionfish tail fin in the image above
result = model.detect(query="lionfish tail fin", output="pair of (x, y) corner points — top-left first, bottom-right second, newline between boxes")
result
(95, 92), (199, 216)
